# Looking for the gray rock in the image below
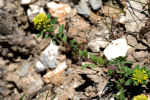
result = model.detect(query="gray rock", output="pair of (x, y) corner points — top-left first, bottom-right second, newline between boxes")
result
(40, 41), (59, 69)
(0, 86), (10, 96)
(89, 0), (102, 10)
(5, 62), (44, 94)
(35, 60), (46, 72)
(88, 38), (109, 52)
(68, 15), (90, 43)
(133, 51), (149, 62)
(0, 0), (4, 8)
(125, 0), (148, 32)
(75, 0), (90, 18)
(19, 63), (31, 77)
(126, 35), (138, 47)
(135, 43), (147, 50)
(35, 41), (59, 72)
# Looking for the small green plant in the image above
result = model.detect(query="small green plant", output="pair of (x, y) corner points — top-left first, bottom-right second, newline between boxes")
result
(133, 94), (148, 100)
(33, 13), (105, 69)
(132, 65), (148, 85)
(107, 57), (150, 100)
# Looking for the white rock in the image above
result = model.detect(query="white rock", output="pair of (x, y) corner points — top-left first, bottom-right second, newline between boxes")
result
(119, 16), (126, 24)
(125, 0), (148, 32)
(40, 41), (59, 69)
(104, 38), (131, 60)
(0, 0), (4, 8)
(35, 61), (46, 72)
(27, 5), (45, 22)
(55, 61), (67, 74)
(21, 0), (31, 5)
(21, 0), (36, 5)
(88, 38), (109, 52)
(42, 61), (68, 84)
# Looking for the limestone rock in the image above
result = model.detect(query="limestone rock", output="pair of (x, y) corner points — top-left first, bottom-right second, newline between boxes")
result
(125, 0), (148, 32)
(88, 38), (109, 52)
(5, 62), (44, 94)
(21, 0), (37, 5)
(68, 15), (90, 43)
(42, 61), (67, 85)
(89, 0), (102, 10)
(47, 2), (76, 25)
(126, 35), (138, 47)
(104, 38), (131, 60)
(35, 41), (59, 72)
(75, 0), (90, 18)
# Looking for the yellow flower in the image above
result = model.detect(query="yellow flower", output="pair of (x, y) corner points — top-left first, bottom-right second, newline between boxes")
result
(33, 13), (50, 30)
(132, 69), (148, 83)
(133, 94), (148, 100)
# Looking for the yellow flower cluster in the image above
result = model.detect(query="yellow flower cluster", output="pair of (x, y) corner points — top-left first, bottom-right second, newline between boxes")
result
(132, 69), (148, 83)
(133, 94), (148, 100)
(33, 13), (50, 30)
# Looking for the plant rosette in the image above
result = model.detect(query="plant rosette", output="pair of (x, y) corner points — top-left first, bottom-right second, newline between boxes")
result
(132, 65), (149, 85)
(133, 94), (149, 100)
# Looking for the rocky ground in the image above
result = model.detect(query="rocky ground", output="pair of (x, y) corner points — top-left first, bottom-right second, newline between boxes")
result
(0, 0), (150, 100)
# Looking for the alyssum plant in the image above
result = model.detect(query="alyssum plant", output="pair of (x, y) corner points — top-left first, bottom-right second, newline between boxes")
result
(33, 13), (105, 69)
(107, 57), (150, 100)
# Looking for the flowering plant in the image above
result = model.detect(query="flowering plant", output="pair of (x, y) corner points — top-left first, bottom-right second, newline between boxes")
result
(133, 94), (148, 100)
(132, 66), (148, 85)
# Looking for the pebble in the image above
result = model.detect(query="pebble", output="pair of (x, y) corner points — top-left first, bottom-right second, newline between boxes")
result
(88, 38), (109, 52)
(89, 0), (102, 10)
(75, 0), (90, 18)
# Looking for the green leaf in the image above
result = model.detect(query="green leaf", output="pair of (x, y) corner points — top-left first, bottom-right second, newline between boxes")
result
(147, 70), (150, 76)
(114, 94), (119, 100)
(79, 49), (83, 57)
(19, 94), (26, 100)
(45, 91), (50, 100)
(47, 27), (54, 32)
(141, 65), (147, 70)
(133, 81), (138, 86)
(125, 79), (132, 86)
(89, 54), (97, 64)
(124, 61), (133, 65)
(59, 24), (64, 35)
(97, 56), (105, 64)
(89, 64), (97, 68)
(45, 35), (51, 39)
(119, 89), (125, 100)
(83, 50), (88, 58)
(107, 70), (114, 76)
(134, 65), (140, 70)
(50, 17), (58, 25)
(62, 35), (67, 42)
(141, 81), (146, 85)
(70, 40), (76, 47)
(82, 64), (89, 69)
(46, 13), (51, 20)
(119, 78), (125, 84)
(37, 31), (44, 38)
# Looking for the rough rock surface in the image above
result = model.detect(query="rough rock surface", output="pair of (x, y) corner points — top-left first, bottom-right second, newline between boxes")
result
(67, 15), (91, 43)
(5, 62), (44, 95)
(89, 0), (102, 10)
(0, 3), (36, 62)
(125, 0), (148, 32)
